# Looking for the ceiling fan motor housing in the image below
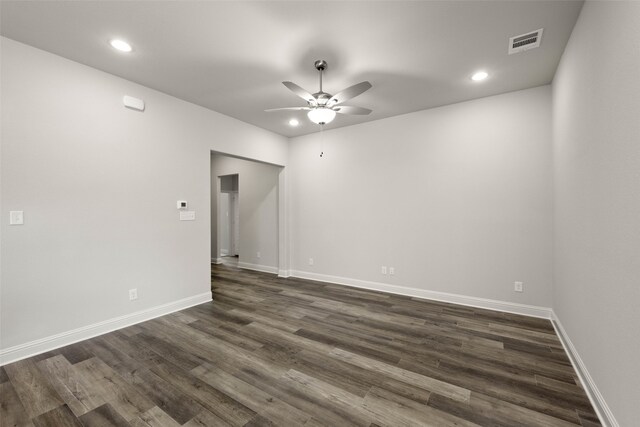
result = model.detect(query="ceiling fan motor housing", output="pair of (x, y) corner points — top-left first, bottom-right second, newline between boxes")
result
(312, 92), (331, 106)
(314, 59), (328, 71)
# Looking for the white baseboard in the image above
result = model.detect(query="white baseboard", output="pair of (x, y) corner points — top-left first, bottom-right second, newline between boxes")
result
(211, 257), (223, 264)
(238, 261), (279, 275)
(551, 312), (618, 427)
(0, 292), (212, 366)
(289, 270), (552, 319)
(278, 269), (291, 278)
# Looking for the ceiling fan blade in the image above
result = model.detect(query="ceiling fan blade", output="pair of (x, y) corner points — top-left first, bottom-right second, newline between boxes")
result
(333, 105), (372, 115)
(264, 107), (311, 112)
(282, 81), (317, 105)
(327, 81), (372, 106)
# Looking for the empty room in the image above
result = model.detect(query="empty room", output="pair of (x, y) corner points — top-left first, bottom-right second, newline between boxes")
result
(1, 1), (638, 426)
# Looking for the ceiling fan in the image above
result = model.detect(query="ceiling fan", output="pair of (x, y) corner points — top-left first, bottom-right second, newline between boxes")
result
(266, 60), (372, 125)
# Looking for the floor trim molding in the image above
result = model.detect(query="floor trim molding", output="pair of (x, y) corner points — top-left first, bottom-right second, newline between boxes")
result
(0, 292), (212, 366)
(290, 270), (552, 319)
(551, 312), (618, 427)
(278, 269), (291, 278)
(211, 257), (223, 264)
(238, 261), (279, 275)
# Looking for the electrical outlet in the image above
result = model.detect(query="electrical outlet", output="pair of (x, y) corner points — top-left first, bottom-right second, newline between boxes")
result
(129, 288), (138, 300)
(257, 251), (261, 259)
(308, 258), (314, 266)
(381, 266), (387, 275)
(514, 281), (524, 292)
(389, 267), (395, 275)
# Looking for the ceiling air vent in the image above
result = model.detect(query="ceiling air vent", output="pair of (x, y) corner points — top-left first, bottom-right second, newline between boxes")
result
(508, 28), (543, 55)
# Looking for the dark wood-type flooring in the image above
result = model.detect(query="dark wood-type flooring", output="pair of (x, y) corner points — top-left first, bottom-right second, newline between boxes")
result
(1, 264), (601, 426)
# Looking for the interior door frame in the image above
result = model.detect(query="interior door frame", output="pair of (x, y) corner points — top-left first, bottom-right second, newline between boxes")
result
(210, 151), (289, 276)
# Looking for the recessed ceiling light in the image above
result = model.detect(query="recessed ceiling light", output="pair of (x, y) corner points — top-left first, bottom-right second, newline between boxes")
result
(288, 119), (299, 127)
(471, 71), (489, 81)
(110, 39), (132, 52)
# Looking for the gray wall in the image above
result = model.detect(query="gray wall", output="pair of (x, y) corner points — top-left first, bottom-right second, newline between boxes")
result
(289, 86), (553, 307)
(0, 38), (288, 351)
(552, 2), (640, 425)
(211, 154), (281, 271)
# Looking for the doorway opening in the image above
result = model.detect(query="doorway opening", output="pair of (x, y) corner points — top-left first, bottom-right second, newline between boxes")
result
(211, 152), (285, 276)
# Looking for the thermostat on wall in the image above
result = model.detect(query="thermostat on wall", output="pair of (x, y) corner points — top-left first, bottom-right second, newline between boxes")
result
(177, 201), (188, 210)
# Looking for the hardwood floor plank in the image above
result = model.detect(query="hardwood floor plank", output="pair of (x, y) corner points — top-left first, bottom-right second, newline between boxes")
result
(129, 368), (203, 425)
(98, 332), (165, 367)
(56, 342), (94, 365)
(181, 409), (232, 427)
(31, 404), (81, 427)
(279, 369), (371, 426)
(0, 367), (9, 384)
(73, 357), (155, 422)
(428, 391), (580, 427)
(330, 347), (471, 403)
(133, 333), (208, 371)
(4, 359), (64, 419)
(36, 355), (100, 416)
(78, 403), (130, 427)
(193, 362), (310, 425)
(577, 409), (602, 427)
(0, 381), (33, 427)
(226, 307), (303, 333)
(0, 264), (601, 426)
(303, 417), (332, 427)
(242, 321), (334, 355)
(398, 357), (582, 423)
(118, 324), (145, 337)
(187, 319), (265, 351)
(291, 349), (373, 398)
(150, 362), (256, 426)
(129, 406), (182, 427)
(363, 386), (478, 427)
(295, 328), (401, 364)
(82, 337), (146, 383)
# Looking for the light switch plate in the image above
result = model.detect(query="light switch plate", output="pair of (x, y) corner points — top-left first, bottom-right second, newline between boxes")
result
(10, 211), (24, 225)
(179, 211), (196, 221)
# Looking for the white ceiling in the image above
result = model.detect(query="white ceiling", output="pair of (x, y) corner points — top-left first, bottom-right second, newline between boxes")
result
(1, 1), (583, 137)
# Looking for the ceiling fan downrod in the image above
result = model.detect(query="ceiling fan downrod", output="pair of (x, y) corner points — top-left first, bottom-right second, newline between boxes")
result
(314, 59), (327, 94)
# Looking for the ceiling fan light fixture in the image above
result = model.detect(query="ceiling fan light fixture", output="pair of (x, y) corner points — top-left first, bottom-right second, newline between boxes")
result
(307, 107), (336, 125)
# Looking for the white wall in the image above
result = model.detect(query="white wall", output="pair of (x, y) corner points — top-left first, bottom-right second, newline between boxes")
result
(219, 193), (231, 255)
(552, 2), (640, 425)
(211, 154), (281, 272)
(0, 38), (288, 354)
(289, 86), (553, 308)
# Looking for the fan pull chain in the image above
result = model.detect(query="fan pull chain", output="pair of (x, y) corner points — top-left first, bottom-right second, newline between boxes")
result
(320, 124), (324, 157)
